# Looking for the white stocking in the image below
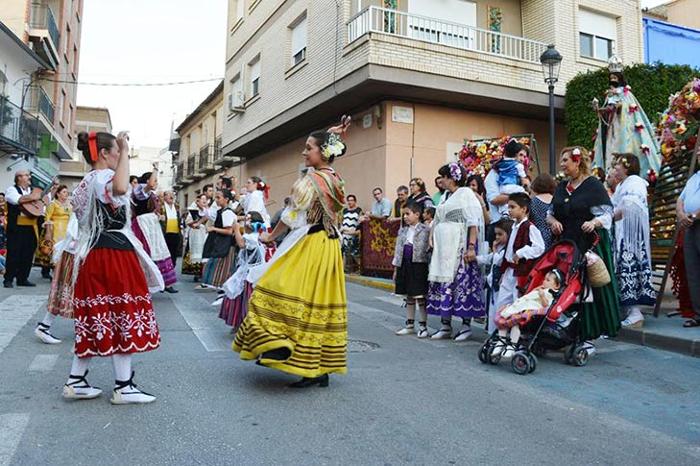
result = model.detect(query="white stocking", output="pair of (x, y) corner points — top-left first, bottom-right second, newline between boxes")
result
(509, 325), (521, 344)
(41, 311), (57, 327)
(112, 354), (132, 382)
(69, 355), (90, 378)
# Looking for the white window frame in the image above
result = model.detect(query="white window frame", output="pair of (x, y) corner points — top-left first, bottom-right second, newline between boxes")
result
(248, 56), (261, 98)
(290, 13), (307, 67)
(578, 9), (617, 61)
(230, 72), (243, 109)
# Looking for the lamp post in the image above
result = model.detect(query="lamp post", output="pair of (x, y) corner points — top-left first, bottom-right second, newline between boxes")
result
(540, 44), (563, 175)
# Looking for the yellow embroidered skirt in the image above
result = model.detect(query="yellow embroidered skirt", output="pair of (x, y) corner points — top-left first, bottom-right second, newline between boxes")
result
(233, 231), (347, 378)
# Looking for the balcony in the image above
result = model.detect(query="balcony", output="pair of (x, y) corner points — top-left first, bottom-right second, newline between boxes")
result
(0, 97), (39, 157)
(188, 153), (205, 181)
(213, 135), (241, 167)
(198, 143), (216, 175)
(25, 86), (55, 126)
(28, 2), (61, 68)
(348, 6), (547, 64)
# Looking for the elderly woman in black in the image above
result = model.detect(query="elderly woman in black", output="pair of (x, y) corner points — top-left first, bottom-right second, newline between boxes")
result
(547, 147), (621, 340)
(408, 178), (434, 209)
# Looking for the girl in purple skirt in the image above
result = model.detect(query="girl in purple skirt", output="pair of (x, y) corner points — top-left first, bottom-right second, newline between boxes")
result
(427, 163), (486, 341)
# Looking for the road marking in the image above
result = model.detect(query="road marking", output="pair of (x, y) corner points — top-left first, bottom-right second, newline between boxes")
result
(0, 295), (47, 356)
(170, 294), (230, 352)
(374, 295), (405, 307)
(0, 413), (30, 466)
(28, 354), (59, 372)
(348, 301), (438, 335)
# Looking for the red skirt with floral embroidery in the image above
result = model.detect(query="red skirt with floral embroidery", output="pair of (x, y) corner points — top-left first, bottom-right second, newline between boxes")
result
(72, 248), (160, 358)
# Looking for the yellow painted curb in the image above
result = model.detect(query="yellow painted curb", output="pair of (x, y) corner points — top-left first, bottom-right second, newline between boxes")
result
(346, 274), (394, 292)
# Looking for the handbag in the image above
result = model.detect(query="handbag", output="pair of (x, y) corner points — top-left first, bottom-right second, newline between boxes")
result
(585, 251), (611, 288)
(39, 238), (54, 257)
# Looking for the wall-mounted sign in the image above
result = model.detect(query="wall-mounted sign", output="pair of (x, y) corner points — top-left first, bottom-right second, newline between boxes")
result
(362, 113), (372, 128)
(391, 105), (414, 124)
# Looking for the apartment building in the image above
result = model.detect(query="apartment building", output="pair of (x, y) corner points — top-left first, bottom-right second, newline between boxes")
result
(220, 0), (644, 209)
(173, 82), (226, 209)
(0, 0), (84, 184)
(0, 20), (48, 189)
(58, 105), (111, 190)
(644, 0), (700, 30)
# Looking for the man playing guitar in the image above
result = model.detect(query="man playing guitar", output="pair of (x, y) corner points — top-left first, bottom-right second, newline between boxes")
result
(4, 169), (43, 288)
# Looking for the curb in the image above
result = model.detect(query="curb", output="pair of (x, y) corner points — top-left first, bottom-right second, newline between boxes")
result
(345, 274), (394, 292)
(347, 275), (700, 358)
(615, 327), (700, 358)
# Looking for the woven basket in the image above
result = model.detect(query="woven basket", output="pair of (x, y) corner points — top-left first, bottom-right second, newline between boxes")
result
(586, 252), (611, 288)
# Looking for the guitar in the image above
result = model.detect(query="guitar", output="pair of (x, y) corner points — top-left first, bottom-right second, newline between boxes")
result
(20, 178), (58, 218)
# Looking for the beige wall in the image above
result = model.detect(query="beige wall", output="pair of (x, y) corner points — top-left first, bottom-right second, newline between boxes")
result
(1, 1), (29, 41)
(665, 0), (700, 30)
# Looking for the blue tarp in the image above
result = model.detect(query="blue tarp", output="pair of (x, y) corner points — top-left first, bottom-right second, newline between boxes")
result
(643, 18), (700, 68)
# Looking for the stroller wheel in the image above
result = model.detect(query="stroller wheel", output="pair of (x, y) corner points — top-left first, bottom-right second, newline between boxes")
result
(478, 341), (490, 364)
(511, 352), (530, 375)
(573, 346), (589, 367)
(528, 353), (538, 373)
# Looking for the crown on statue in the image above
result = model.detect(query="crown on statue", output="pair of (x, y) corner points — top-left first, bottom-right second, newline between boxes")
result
(608, 54), (623, 73)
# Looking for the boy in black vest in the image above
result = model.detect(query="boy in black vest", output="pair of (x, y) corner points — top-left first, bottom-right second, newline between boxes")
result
(494, 192), (545, 314)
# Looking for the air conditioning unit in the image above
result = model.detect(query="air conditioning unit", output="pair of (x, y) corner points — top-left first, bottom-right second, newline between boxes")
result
(228, 91), (245, 114)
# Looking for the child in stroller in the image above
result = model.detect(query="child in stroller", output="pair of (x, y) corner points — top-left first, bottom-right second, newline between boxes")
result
(492, 269), (563, 359)
(479, 239), (596, 374)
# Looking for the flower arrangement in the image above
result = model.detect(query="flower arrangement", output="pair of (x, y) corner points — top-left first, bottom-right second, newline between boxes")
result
(656, 78), (700, 163)
(322, 133), (346, 160)
(456, 135), (532, 176)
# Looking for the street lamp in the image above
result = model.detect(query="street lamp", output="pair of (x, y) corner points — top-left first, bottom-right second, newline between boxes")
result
(540, 44), (563, 175)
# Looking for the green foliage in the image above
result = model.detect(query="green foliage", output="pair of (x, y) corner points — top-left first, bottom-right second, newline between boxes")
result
(565, 63), (700, 148)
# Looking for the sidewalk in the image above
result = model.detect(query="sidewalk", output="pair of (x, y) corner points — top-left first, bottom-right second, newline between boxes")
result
(346, 274), (700, 358)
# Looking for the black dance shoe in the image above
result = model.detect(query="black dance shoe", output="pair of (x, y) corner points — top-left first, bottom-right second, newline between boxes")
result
(17, 281), (36, 287)
(164, 286), (179, 294)
(288, 374), (329, 388)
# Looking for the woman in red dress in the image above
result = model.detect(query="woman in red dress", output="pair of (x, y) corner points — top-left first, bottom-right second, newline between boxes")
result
(62, 130), (164, 404)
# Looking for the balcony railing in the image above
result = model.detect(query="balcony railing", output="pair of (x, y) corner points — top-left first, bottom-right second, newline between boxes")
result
(214, 136), (222, 160)
(347, 6), (548, 64)
(0, 96), (40, 156)
(187, 155), (195, 179)
(198, 143), (215, 174)
(25, 86), (55, 124)
(29, 2), (60, 52)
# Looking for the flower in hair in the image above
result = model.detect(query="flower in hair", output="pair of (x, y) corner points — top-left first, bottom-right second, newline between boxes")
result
(449, 162), (462, 181)
(322, 133), (346, 160)
(570, 148), (581, 162)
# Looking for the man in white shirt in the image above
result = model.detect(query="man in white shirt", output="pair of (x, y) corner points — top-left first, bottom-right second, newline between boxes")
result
(4, 170), (41, 288)
(484, 168), (510, 244)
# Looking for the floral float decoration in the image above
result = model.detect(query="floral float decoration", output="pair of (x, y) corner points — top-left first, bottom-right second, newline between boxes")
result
(656, 78), (700, 164)
(456, 136), (533, 177)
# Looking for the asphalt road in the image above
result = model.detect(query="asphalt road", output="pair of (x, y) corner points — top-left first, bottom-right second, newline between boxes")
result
(1, 274), (699, 465)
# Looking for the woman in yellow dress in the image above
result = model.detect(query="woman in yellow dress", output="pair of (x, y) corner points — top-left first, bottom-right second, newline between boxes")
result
(233, 117), (351, 388)
(43, 185), (72, 247)
(35, 185), (75, 345)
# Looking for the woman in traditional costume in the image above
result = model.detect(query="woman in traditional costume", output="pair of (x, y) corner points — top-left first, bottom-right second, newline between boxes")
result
(62, 131), (163, 404)
(201, 189), (237, 288)
(34, 186), (74, 344)
(426, 162), (486, 341)
(547, 147), (621, 339)
(233, 117), (351, 388)
(241, 176), (270, 225)
(611, 153), (656, 328)
(182, 193), (209, 280)
(131, 169), (178, 293)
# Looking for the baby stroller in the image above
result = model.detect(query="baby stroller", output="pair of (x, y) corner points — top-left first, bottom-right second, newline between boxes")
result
(478, 238), (595, 375)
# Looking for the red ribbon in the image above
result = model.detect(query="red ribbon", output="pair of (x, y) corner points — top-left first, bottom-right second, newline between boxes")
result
(88, 132), (98, 162)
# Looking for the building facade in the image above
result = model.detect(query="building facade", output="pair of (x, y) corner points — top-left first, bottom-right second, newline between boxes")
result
(220, 0), (645, 211)
(130, 146), (175, 192)
(0, 0), (84, 186)
(0, 20), (47, 190)
(58, 105), (112, 190)
(173, 82), (226, 209)
(644, 0), (700, 30)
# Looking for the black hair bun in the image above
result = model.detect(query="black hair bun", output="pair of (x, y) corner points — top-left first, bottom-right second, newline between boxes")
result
(77, 131), (90, 152)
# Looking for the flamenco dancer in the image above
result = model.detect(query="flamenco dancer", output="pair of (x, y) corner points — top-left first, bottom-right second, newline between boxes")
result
(131, 167), (178, 293)
(233, 116), (351, 388)
(62, 131), (163, 404)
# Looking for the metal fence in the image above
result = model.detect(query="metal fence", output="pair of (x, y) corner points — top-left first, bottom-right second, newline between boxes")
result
(29, 2), (60, 48)
(347, 6), (548, 64)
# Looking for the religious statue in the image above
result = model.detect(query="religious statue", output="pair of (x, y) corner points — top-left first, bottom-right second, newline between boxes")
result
(591, 55), (661, 181)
